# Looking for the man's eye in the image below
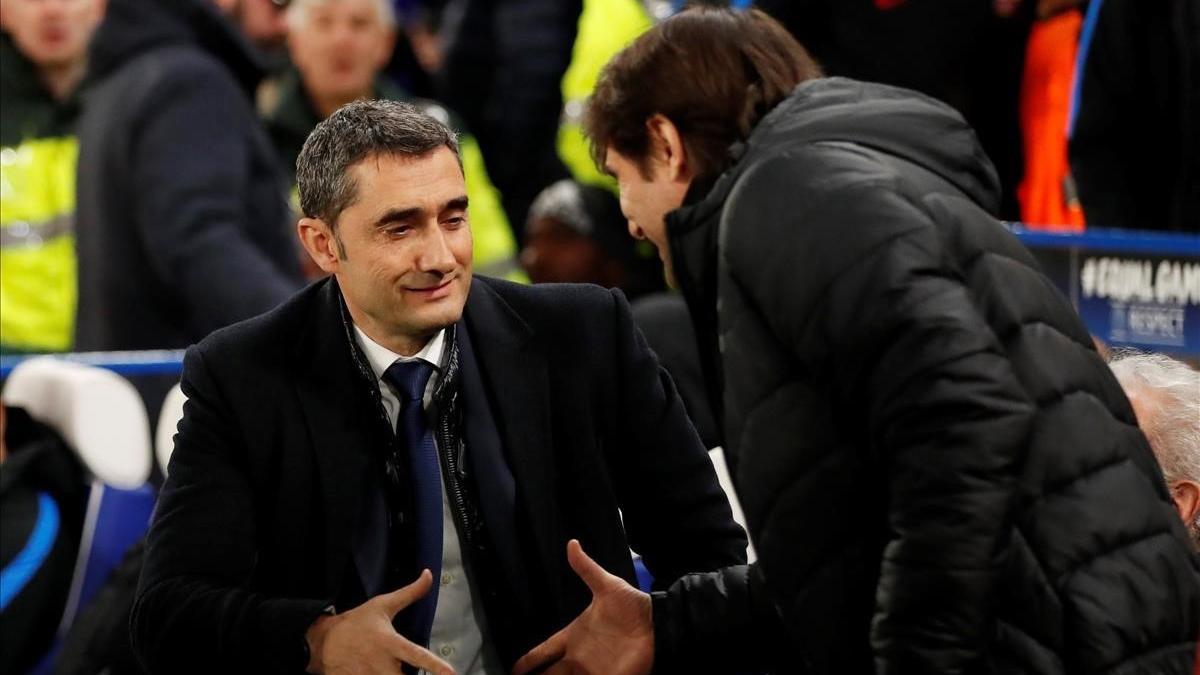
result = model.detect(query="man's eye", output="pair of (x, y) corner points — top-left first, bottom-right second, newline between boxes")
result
(387, 226), (411, 237)
(445, 217), (467, 228)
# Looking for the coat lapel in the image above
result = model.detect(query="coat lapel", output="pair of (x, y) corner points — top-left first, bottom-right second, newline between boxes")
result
(292, 280), (384, 594)
(463, 280), (561, 607)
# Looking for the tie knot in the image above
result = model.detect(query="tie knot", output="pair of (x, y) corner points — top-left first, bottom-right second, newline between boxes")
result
(383, 359), (435, 404)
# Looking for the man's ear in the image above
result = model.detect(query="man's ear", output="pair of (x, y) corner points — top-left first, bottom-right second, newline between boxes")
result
(646, 113), (692, 183)
(298, 217), (343, 273)
(1172, 480), (1200, 525)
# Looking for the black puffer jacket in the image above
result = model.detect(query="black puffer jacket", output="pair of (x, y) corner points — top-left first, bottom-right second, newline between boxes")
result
(662, 78), (1200, 674)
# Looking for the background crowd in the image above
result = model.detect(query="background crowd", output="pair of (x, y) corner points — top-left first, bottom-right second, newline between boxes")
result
(0, 0), (1198, 673)
(1, 0), (1197, 358)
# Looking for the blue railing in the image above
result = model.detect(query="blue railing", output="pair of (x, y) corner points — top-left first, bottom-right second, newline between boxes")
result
(0, 350), (185, 379)
(1008, 224), (1200, 255)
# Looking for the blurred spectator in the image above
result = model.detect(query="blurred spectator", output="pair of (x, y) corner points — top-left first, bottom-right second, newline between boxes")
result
(74, 0), (304, 351)
(436, 0), (651, 235)
(382, 1), (439, 98)
(231, 0), (291, 80)
(755, 0), (1035, 220)
(0, 0), (105, 354)
(1110, 352), (1200, 547)
(554, 0), (652, 189)
(436, 0), (579, 235)
(0, 404), (88, 674)
(1068, 0), (1200, 231)
(521, 179), (664, 299)
(1016, 0), (1085, 229)
(266, 0), (524, 281)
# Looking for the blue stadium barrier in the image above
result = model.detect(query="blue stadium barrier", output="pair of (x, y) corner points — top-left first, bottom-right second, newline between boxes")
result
(1009, 225), (1200, 358)
(0, 349), (185, 379)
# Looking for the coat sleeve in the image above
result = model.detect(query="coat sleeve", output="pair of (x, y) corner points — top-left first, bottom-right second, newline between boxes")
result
(129, 56), (301, 337)
(724, 164), (1036, 673)
(130, 346), (328, 674)
(601, 288), (749, 582)
(649, 562), (784, 674)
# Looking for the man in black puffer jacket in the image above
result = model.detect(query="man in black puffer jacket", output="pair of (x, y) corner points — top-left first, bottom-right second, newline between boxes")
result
(514, 7), (1200, 675)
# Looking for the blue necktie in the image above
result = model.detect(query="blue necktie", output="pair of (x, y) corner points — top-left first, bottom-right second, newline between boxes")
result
(383, 359), (442, 648)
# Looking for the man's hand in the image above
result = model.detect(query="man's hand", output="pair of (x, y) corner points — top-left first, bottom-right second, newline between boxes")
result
(512, 540), (653, 675)
(305, 570), (455, 675)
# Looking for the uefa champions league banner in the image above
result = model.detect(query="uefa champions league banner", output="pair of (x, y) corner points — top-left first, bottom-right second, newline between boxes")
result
(1012, 226), (1200, 359)
(1078, 255), (1199, 350)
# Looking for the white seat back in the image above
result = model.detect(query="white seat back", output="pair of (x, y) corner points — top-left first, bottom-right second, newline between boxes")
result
(155, 383), (187, 476)
(2, 357), (151, 488)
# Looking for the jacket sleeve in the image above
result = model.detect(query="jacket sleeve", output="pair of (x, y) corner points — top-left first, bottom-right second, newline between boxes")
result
(129, 56), (301, 337)
(602, 288), (749, 583)
(725, 165), (1036, 673)
(130, 346), (328, 674)
(650, 562), (784, 674)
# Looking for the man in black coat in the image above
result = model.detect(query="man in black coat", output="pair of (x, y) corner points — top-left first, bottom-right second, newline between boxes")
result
(516, 7), (1200, 675)
(130, 99), (746, 674)
(74, 0), (304, 351)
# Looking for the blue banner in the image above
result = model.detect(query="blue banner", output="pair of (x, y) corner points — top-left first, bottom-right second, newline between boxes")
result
(1013, 226), (1200, 358)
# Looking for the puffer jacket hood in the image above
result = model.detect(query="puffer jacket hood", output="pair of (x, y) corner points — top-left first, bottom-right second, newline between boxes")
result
(738, 77), (1001, 213)
(86, 0), (263, 98)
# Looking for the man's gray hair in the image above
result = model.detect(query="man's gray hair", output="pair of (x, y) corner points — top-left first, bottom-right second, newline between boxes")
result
(1109, 351), (1200, 486)
(296, 99), (460, 228)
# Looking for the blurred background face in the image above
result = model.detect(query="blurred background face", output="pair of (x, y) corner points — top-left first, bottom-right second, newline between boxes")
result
(213, 0), (288, 53)
(287, 0), (395, 103)
(521, 215), (611, 286)
(0, 0), (105, 69)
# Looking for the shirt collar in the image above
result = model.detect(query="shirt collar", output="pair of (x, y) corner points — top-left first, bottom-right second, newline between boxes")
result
(352, 324), (445, 382)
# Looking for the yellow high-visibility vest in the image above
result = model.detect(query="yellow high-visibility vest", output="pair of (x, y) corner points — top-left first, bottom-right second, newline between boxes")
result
(459, 133), (528, 282)
(0, 136), (78, 352)
(557, 0), (653, 191)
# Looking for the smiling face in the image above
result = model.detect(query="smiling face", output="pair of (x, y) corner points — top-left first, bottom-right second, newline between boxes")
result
(300, 147), (472, 355)
(287, 0), (394, 107)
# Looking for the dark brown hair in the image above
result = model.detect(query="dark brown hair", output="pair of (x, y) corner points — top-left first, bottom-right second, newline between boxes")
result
(585, 7), (820, 182)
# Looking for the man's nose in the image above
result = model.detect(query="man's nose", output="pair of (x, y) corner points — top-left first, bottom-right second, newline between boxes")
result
(417, 227), (457, 273)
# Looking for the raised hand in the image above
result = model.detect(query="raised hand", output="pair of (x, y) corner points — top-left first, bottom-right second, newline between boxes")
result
(512, 540), (653, 675)
(305, 570), (455, 675)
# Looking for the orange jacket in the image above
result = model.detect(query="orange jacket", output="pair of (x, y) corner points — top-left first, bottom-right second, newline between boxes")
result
(1018, 9), (1087, 230)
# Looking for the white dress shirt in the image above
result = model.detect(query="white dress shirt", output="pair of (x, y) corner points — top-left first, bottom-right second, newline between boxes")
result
(353, 325), (501, 675)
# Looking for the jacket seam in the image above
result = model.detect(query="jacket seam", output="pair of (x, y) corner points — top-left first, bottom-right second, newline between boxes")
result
(1057, 529), (1173, 587)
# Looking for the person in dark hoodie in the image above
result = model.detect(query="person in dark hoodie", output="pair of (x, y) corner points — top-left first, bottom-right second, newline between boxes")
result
(73, 0), (304, 352)
(513, 7), (1200, 675)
